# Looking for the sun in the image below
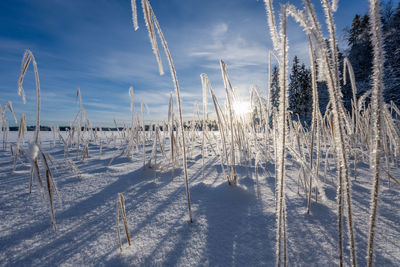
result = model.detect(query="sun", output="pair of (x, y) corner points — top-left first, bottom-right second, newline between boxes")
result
(233, 101), (251, 117)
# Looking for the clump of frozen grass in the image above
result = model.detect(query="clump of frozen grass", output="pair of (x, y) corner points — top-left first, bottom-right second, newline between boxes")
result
(263, 0), (364, 265)
(1, 101), (17, 150)
(220, 60), (238, 185)
(206, 74), (230, 184)
(16, 50), (59, 231)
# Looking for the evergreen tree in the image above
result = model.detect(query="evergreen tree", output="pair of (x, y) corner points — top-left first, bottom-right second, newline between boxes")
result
(289, 56), (312, 122)
(346, 3), (400, 108)
(270, 65), (280, 111)
(298, 63), (312, 119)
(347, 14), (373, 95)
(289, 56), (301, 118)
(383, 2), (400, 107)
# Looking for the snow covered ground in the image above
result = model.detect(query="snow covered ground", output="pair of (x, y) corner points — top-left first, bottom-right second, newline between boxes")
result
(0, 132), (399, 266)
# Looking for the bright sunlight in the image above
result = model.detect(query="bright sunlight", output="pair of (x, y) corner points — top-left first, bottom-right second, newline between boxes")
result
(233, 101), (251, 117)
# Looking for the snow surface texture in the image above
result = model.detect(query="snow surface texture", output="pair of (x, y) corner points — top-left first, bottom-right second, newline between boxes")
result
(0, 132), (399, 266)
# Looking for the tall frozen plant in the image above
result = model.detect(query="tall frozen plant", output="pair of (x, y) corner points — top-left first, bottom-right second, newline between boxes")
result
(263, 1), (289, 265)
(17, 50), (58, 230)
(18, 50), (41, 144)
(366, 0), (385, 266)
(130, 0), (193, 223)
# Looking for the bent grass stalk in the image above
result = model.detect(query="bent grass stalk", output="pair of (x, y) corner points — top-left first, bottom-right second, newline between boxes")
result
(132, 0), (193, 222)
(17, 50), (60, 230)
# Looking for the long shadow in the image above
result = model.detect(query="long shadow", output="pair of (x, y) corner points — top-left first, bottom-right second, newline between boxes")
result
(283, 193), (343, 266)
(189, 181), (275, 266)
(4, 154), (206, 266)
(0, 166), (157, 263)
(104, 164), (276, 266)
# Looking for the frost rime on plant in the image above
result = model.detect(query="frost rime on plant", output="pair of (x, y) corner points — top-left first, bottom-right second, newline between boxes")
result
(263, 1), (289, 265)
(131, 0), (193, 223)
(366, 0), (386, 266)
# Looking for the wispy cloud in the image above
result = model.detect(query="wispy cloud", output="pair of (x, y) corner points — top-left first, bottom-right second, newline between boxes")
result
(190, 23), (268, 69)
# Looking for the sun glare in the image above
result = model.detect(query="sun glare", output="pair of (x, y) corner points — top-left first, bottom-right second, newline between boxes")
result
(233, 101), (251, 117)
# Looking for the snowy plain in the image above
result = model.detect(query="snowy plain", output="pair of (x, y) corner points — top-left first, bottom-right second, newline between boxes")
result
(0, 131), (399, 266)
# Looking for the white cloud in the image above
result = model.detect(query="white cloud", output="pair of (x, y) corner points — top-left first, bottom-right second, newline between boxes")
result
(190, 23), (269, 69)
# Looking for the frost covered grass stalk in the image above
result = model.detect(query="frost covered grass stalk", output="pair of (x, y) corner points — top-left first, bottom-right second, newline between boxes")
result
(306, 35), (322, 214)
(116, 193), (131, 252)
(207, 76), (230, 184)
(18, 50), (41, 144)
(265, 50), (280, 163)
(168, 92), (176, 178)
(343, 57), (359, 180)
(40, 148), (58, 230)
(13, 114), (26, 171)
(1, 102), (17, 150)
(263, 1), (289, 265)
(121, 89), (137, 158)
(220, 60), (238, 185)
(366, 0), (385, 265)
(141, 101), (146, 168)
(251, 85), (271, 165)
(17, 50), (59, 230)
(201, 74), (208, 179)
(276, 7), (288, 264)
(321, 1), (357, 264)
(132, 0), (193, 223)
(75, 88), (85, 160)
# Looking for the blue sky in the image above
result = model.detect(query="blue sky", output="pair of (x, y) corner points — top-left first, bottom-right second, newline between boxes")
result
(0, 0), (388, 126)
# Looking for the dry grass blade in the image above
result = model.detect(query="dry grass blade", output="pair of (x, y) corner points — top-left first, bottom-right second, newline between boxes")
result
(119, 194), (131, 246)
(17, 50), (41, 144)
(45, 168), (56, 230)
(33, 158), (45, 199)
(116, 199), (122, 251)
(40, 149), (59, 198)
(141, 0), (164, 75)
(116, 193), (131, 251)
(137, 0), (193, 223)
(131, 0), (139, 30)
